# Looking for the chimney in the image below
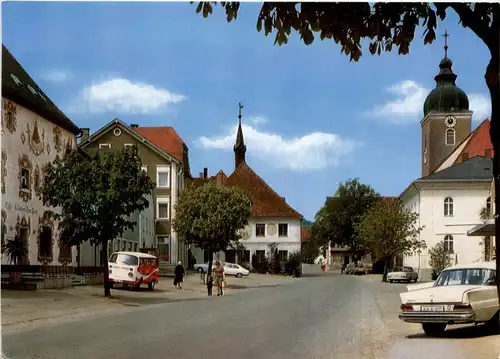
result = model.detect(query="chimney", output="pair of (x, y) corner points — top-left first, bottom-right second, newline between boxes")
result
(203, 168), (208, 179)
(130, 124), (139, 128)
(80, 128), (90, 142)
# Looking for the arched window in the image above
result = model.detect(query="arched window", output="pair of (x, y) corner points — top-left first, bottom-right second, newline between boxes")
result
(445, 128), (456, 145)
(444, 235), (454, 253)
(486, 196), (492, 217)
(444, 197), (454, 216)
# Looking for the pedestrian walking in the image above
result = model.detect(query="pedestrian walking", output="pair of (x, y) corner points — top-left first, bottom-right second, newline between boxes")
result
(213, 260), (225, 296)
(174, 261), (185, 289)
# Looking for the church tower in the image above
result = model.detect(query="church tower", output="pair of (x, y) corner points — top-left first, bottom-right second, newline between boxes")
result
(421, 31), (472, 177)
(234, 102), (247, 169)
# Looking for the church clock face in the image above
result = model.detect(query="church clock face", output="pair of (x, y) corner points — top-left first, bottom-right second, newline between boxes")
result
(444, 115), (457, 128)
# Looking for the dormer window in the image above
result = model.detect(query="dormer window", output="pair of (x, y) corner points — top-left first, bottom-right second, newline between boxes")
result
(445, 129), (455, 146)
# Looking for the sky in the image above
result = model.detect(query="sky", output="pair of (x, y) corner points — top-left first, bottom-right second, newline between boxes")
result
(2, 2), (492, 220)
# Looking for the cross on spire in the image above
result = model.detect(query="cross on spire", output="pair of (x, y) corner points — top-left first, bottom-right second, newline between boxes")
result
(238, 102), (244, 122)
(443, 30), (450, 58)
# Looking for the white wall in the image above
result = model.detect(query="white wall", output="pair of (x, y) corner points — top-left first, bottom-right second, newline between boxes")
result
(191, 217), (302, 265)
(1, 98), (77, 266)
(403, 182), (490, 279)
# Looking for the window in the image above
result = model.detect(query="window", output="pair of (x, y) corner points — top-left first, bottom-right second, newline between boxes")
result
(158, 236), (170, 262)
(122, 241), (127, 251)
(109, 253), (118, 263)
(278, 250), (288, 262)
(21, 168), (30, 190)
(124, 143), (134, 148)
(444, 235), (454, 253)
(486, 196), (492, 217)
(255, 223), (265, 237)
(156, 166), (170, 188)
(238, 250), (250, 262)
(278, 223), (288, 237)
(99, 143), (111, 149)
(225, 250), (236, 263)
(157, 198), (170, 220)
(445, 129), (455, 146)
(444, 197), (454, 216)
(141, 165), (148, 174)
(39, 226), (52, 258)
(117, 253), (139, 266)
(256, 250), (266, 262)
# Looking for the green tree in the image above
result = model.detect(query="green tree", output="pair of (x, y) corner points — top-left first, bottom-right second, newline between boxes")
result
(479, 204), (494, 261)
(357, 197), (425, 281)
(193, 0), (500, 305)
(41, 147), (155, 297)
(428, 241), (453, 279)
(172, 182), (251, 294)
(312, 178), (380, 257)
(301, 238), (321, 264)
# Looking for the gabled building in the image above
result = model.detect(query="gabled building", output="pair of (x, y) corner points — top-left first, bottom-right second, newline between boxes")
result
(78, 119), (191, 269)
(1, 45), (81, 286)
(400, 43), (493, 280)
(191, 110), (303, 266)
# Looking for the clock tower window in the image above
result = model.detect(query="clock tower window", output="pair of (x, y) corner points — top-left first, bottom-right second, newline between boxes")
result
(445, 128), (456, 146)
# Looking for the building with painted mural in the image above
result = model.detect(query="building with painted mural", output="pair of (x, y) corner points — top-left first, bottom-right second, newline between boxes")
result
(78, 119), (191, 270)
(1, 45), (81, 285)
(191, 109), (303, 266)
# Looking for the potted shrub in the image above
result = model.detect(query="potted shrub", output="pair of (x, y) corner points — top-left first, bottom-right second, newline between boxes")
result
(2, 233), (28, 283)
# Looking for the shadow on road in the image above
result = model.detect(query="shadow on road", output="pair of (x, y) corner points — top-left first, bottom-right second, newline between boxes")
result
(407, 324), (499, 339)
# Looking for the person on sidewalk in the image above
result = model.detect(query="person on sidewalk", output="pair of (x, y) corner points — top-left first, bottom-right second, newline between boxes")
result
(174, 261), (185, 290)
(213, 260), (225, 296)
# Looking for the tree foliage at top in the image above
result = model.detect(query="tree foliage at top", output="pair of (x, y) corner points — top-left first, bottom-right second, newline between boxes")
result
(173, 182), (251, 292)
(311, 178), (380, 254)
(41, 147), (155, 296)
(357, 198), (425, 260)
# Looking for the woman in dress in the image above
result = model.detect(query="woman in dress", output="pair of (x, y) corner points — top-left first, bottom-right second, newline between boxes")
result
(213, 261), (225, 296)
(174, 261), (185, 289)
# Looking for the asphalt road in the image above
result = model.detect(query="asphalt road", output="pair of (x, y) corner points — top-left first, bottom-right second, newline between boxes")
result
(2, 273), (499, 359)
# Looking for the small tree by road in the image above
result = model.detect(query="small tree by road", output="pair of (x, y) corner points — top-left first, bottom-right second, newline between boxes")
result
(357, 198), (425, 282)
(41, 147), (155, 297)
(311, 178), (380, 258)
(428, 241), (453, 280)
(172, 182), (252, 295)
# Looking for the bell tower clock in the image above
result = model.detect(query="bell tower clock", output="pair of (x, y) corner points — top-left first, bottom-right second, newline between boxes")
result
(421, 31), (472, 177)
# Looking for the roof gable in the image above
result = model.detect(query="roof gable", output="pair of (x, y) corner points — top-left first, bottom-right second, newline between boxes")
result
(2, 45), (80, 134)
(134, 127), (185, 162)
(224, 162), (302, 219)
(419, 156), (493, 181)
(78, 118), (180, 163)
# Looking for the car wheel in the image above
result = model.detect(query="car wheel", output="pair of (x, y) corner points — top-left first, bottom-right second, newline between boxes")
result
(236, 273), (243, 278)
(197, 268), (203, 273)
(148, 281), (156, 291)
(389, 280), (393, 283)
(422, 323), (446, 337)
(485, 310), (500, 333)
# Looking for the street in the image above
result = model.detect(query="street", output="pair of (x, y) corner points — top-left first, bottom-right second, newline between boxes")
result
(2, 271), (499, 359)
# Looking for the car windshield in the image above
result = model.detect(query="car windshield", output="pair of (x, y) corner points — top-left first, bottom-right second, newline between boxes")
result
(434, 268), (496, 286)
(403, 267), (413, 272)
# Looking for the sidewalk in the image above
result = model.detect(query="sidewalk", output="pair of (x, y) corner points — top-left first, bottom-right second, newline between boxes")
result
(1, 273), (296, 331)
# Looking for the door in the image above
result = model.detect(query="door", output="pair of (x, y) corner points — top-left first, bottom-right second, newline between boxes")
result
(109, 253), (139, 282)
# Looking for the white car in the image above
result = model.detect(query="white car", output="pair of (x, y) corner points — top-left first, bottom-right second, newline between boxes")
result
(398, 261), (498, 337)
(194, 262), (250, 278)
(223, 262), (250, 278)
(388, 266), (419, 283)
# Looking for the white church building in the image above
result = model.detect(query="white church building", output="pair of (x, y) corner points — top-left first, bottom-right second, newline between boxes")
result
(400, 49), (493, 281)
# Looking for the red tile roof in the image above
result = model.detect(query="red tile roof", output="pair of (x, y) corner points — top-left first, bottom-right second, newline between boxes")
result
(454, 119), (493, 164)
(224, 162), (302, 219)
(134, 127), (184, 161)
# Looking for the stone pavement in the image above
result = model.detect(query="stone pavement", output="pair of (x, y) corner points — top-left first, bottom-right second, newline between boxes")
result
(1, 272), (297, 332)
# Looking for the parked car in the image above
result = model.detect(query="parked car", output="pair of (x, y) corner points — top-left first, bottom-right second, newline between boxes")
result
(194, 262), (250, 278)
(353, 263), (370, 275)
(388, 266), (419, 283)
(398, 261), (498, 337)
(224, 262), (250, 278)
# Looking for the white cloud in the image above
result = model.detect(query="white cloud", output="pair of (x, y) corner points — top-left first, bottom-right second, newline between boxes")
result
(41, 69), (72, 83)
(69, 78), (186, 114)
(248, 116), (268, 126)
(197, 124), (359, 171)
(370, 80), (491, 123)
